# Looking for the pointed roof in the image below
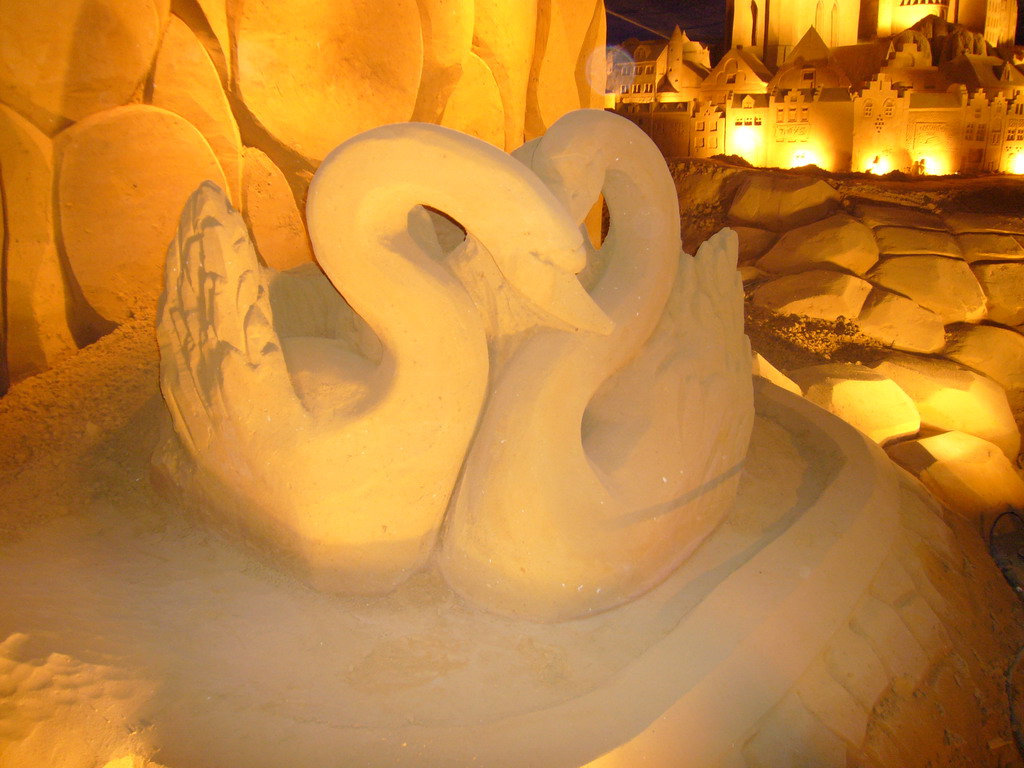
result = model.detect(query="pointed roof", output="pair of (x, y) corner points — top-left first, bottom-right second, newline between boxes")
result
(622, 38), (668, 62)
(830, 40), (890, 90)
(732, 93), (770, 108)
(785, 27), (831, 66)
(659, 60), (710, 92)
(729, 46), (773, 81)
(940, 54), (1023, 91)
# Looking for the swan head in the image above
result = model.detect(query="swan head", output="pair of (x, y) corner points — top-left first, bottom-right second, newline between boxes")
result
(310, 122), (614, 336)
(502, 240), (614, 336)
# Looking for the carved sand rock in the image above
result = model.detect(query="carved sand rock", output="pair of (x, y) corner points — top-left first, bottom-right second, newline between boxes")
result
(866, 254), (987, 323)
(0, 0), (170, 133)
(867, 353), (1020, 459)
(755, 213), (879, 275)
(943, 323), (1024, 412)
(728, 175), (840, 230)
(854, 287), (946, 353)
(0, 0), (603, 384)
(957, 232), (1024, 262)
(972, 261), (1024, 326)
(732, 225), (778, 264)
(0, 105), (75, 381)
(240, 147), (314, 271)
(887, 431), (1024, 534)
(57, 105), (226, 333)
(152, 15), (243, 201)
(873, 226), (963, 258)
(787, 363), (920, 444)
(752, 270), (873, 322)
(854, 202), (946, 230)
(234, 0), (423, 163)
(439, 51), (506, 147)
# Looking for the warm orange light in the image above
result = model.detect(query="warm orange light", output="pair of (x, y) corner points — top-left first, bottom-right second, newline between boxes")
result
(916, 152), (953, 176)
(791, 148), (819, 168)
(1009, 152), (1024, 174)
(732, 125), (759, 159)
(867, 154), (893, 174)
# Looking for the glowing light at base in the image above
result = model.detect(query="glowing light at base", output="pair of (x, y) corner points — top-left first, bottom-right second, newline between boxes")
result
(731, 125), (759, 161)
(915, 153), (953, 176)
(1009, 153), (1024, 175)
(867, 154), (893, 174)
(790, 148), (820, 168)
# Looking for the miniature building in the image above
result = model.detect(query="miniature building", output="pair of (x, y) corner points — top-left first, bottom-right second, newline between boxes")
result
(608, 2), (1024, 173)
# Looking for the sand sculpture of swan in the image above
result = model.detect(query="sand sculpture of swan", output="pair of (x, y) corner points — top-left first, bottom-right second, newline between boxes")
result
(155, 122), (611, 594)
(440, 110), (755, 621)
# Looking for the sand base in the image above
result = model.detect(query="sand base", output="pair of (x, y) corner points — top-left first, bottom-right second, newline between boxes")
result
(1, 314), (1023, 768)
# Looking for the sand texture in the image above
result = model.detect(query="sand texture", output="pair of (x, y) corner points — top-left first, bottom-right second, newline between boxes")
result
(2, 309), (1023, 767)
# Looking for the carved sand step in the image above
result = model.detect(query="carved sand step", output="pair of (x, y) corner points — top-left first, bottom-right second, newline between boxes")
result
(756, 213), (879, 275)
(866, 352), (1020, 459)
(867, 255), (987, 323)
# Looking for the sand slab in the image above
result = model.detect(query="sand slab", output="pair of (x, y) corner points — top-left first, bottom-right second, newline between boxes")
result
(0, 367), (900, 768)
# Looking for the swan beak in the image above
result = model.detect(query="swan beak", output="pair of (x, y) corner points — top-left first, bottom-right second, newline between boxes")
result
(501, 246), (613, 335)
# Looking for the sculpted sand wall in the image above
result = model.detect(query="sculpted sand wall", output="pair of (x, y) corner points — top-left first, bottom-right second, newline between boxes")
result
(729, 171), (1024, 534)
(0, 0), (606, 394)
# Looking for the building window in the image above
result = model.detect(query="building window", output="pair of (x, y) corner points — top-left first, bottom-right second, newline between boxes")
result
(875, 116), (884, 132)
(864, 101), (874, 116)
(646, 65), (654, 74)
(620, 85), (628, 94)
(777, 108), (785, 121)
(726, 74), (737, 84)
(696, 137), (705, 148)
(697, 121), (706, 131)
(802, 70), (814, 82)
(965, 123), (974, 140)
(644, 83), (653, 93)
(799, 108), (808, 122)
(992, 130), (1001, 144)
(755, 117), (762, 125)
(883, 100), (894, 117)
(789, 109), (797, 122)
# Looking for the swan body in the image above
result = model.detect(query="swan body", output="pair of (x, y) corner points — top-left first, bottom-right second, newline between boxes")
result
(440, 110), (755, 621)
(157, 112), (753, 618)
(155, 122), (609, 594)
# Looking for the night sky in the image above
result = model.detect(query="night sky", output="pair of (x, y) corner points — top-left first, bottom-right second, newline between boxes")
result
(604, 0), (1024, 50)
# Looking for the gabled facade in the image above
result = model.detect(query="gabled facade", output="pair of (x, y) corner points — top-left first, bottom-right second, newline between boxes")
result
(608, 11), (1024, 174)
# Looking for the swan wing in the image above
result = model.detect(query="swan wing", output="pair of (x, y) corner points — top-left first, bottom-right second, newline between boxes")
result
(585, 228), (753, 504)
(157, 182), (306, 462)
